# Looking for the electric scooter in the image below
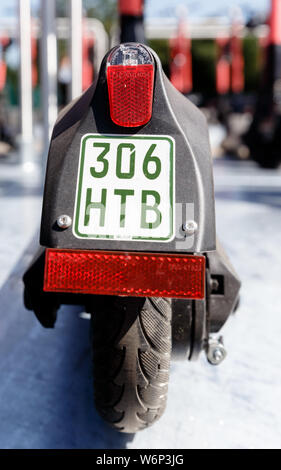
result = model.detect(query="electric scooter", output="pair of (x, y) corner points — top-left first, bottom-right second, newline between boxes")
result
(23, 43), (241, 433)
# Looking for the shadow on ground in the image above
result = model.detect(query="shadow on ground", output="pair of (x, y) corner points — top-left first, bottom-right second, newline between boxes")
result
(0, 241), (135, 449)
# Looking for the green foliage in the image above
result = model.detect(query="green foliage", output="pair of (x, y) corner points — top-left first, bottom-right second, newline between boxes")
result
(84, 0), (117, 33)
(55, 0), (117, 33)
(148, 39), (170, 77)
(243, 35), (261, 92)
(57, 39), (68, 61)
(191, 39), (216, 95)
(6, 68), (18, 106)
(56, 0), (68, 17)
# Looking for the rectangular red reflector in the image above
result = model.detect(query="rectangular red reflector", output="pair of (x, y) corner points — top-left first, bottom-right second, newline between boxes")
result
(44, 249), (205, 299)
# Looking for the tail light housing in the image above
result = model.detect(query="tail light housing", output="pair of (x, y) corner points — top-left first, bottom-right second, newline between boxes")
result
(107, 43), (154, 127)
(44, 249), (205, 300)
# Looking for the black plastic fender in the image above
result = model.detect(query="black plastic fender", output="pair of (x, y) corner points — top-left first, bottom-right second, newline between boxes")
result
(40, 44), (216, 254)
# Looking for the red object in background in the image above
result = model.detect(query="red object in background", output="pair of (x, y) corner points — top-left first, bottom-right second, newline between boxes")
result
(119, 0), (144, 16)
(0, 61), (7, 92)
(170, 20), (192, 94)
(230, 16), (244, 93)
(44, 249), (205, 299)
(31, 35), (38, 88)
(107, 63), (154, 127)
(269, 0), (281, 45)
(216, 37), (231, 94)
(0, 35), (10, 49)
(0, 35), (11, 91)
(216, 59), (231, 95)
(82, 33), (94, 90)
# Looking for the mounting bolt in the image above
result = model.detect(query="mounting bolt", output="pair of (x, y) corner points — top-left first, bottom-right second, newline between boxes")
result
(57, 214), (72, 229)
(206, 336), (227, 366)
(182, 220), (198, 235)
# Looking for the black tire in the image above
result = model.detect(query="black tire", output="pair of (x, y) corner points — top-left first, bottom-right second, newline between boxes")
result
(91, 296), (172, 433)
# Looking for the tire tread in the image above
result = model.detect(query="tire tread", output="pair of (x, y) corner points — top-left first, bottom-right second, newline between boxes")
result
(91, 296), (172, 433)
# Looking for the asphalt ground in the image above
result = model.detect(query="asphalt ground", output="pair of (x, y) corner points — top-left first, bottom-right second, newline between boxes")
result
(0, 149), (281, 449)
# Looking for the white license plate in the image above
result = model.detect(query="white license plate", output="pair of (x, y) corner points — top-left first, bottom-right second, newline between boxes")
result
(73, 134), (175, 242)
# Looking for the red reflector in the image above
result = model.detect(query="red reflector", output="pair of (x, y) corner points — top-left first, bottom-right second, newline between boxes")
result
(44, 249), (205, 299)
(107, 64), (154, 127)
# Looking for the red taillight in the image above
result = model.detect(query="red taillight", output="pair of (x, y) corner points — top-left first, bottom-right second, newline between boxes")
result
(44, 249), (205, 299)
(107, 64), (154, 127)
(106, 43), (154, 127)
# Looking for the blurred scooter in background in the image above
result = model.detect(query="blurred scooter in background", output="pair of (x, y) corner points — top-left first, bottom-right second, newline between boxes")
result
(169, 7), (192, 96)
(216, 8), (251, 160)
(119, 0), (145, 44)
(244, 0), (281, 168)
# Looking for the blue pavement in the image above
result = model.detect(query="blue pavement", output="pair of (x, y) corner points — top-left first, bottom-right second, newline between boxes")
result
(0, 241), (133, 449)
(0, 148), (281, 449)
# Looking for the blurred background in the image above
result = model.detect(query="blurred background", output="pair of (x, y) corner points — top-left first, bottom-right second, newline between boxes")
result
(0, 0), (273, 161)
(0, 0), (281, 450)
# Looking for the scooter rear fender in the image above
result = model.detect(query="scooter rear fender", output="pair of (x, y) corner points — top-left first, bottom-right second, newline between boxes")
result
(40, 45), (216, 254)
(24, 242), (241, 356)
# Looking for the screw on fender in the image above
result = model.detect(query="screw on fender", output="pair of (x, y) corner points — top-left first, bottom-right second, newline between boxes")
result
(56, 214), (72, 229)
(182, 220), (198, 235)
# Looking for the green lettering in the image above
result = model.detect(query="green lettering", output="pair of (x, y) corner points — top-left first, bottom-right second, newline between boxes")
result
(114, 189), (134, 227)
(143, 144), (161, 180)
(141, 190), (162, 229)
(116, 143), (135, 179)
(84, 188), (107, 227)
(90, 142), (110, 178)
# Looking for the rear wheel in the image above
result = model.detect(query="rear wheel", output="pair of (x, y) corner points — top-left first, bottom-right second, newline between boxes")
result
(91, 296), (172, 433)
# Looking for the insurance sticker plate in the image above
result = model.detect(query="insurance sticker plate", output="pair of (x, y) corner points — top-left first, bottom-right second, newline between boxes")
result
(73, 134), (175, 242)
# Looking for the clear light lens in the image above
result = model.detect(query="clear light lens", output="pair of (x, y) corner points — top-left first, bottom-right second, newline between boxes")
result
(107, 43), (153, 67)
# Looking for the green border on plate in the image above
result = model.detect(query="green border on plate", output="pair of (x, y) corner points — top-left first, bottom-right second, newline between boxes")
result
(73, 134), (175, 241)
